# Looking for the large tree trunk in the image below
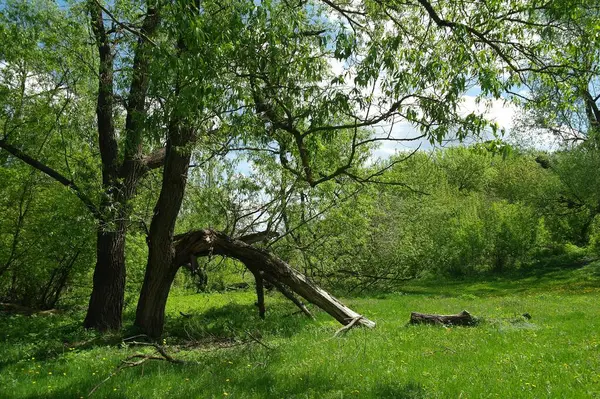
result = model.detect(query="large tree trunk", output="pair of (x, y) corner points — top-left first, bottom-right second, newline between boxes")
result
(0, 3), (161, 332)
(83, 226), (127, 330)
(134, 261), (179, 337)
(134, 121), (194, 338)
(83, 2), (124, 331)
(134, 0), (374, 338)
(134, 5), (197, 337)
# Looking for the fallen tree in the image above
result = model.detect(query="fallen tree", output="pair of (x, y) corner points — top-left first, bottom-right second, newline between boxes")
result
(409, 310), (477, 326)
(173, 229), (376, 329)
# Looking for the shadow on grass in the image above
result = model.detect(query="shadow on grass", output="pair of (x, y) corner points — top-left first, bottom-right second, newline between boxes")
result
(164, 300), (315, 343)
(17, 347), (357, 399)
(0, 294), (314, 374)
(18, 358), (429, 399)
(0, 311), (112, 369)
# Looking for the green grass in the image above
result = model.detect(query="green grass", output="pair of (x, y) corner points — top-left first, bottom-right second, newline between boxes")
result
(1, 262), (600, 398)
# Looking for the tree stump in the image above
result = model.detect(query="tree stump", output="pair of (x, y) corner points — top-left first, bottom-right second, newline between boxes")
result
(409, 310), (477, 326)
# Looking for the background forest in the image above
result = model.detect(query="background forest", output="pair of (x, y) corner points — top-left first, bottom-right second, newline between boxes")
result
(4, 137), (600, 308)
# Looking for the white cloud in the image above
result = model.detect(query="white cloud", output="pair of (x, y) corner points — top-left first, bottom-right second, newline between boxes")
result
(328, 57), (346, 76)
(367, 94), (520, 161)
(459, 95), (517, 131)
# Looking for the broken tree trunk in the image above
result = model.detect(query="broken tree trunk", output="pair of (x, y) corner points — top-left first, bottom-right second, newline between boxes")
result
(409, 310), (477, 326)
(173, 229), (375, 329)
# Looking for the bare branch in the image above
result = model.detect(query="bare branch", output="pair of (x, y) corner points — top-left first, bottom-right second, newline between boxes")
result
(92, 0), (157, 46)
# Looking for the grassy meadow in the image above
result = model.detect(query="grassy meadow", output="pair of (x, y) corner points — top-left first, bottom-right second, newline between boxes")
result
(1, 262), (599, 399)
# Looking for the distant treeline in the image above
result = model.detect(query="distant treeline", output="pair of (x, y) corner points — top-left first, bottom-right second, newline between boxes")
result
(3, 141), (599, 307)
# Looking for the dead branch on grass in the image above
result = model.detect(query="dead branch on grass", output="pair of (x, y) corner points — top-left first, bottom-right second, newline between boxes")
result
(88, 336), (183, 397)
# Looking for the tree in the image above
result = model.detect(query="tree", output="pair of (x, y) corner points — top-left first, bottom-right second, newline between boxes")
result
(133, 0), (523, 336)
(2, 0), (592, 337)
(0, 0), (163, 330)
(510, 2), (600, 245)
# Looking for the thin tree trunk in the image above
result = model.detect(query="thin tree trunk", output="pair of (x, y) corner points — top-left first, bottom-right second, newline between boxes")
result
(47, 250), (81, 309)
(253, 271), (266, 319)
(266, 276), (314, 319)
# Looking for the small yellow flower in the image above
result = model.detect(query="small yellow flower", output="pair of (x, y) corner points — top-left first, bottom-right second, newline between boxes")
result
(48, 372), (52, 375)
(223, 392), (229, 396)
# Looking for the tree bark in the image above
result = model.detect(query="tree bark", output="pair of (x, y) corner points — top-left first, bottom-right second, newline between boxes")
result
(137, 227), (374, 338)
(82, 1), (124, 331)
(134, 3), (198, 338)
(266, 276), (314, 319)
(134, 121), (195, 338)
(0, 2), (162, 332)
(409, 310), (477, 326)
(83, 227), (127, 330)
